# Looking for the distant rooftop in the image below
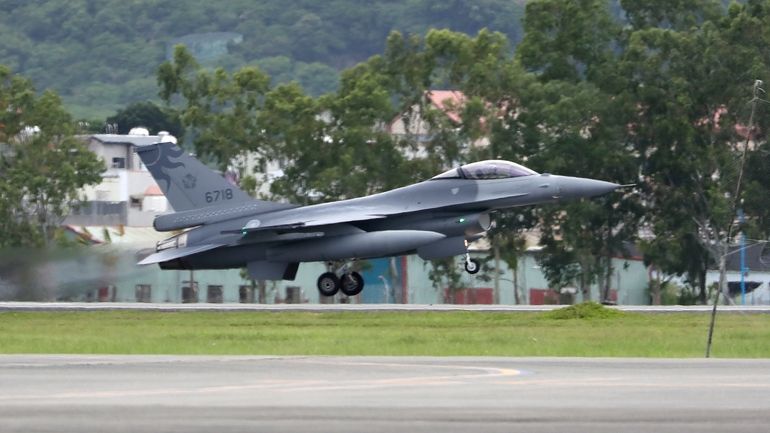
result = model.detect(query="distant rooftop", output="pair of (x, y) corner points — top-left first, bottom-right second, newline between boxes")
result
(425, 90), (466, 124)
(64, 225), (165, 247)
(724, 242), (770, 273)
(89, 134), (161, 146)
(144, 185), (163, 196)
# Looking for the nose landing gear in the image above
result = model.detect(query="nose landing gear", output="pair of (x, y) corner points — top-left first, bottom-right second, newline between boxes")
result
(462, 239), (480, 274)
(464, 255), (480, 274)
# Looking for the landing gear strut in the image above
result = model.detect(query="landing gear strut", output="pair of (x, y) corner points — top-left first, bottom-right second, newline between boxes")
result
(465, 256), (480, 274)
(463, 239), (480, 274)
(316, 262), (365, 297)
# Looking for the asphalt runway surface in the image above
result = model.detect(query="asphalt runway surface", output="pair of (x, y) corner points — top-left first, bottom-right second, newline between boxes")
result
(1, 356), (769, 433)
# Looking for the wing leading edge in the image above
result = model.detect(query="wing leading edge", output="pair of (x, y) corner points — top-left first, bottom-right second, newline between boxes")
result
(137, 243), (223, 265)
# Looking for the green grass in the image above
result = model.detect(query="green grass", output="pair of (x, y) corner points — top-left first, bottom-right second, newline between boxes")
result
(0, 306), (769, 357)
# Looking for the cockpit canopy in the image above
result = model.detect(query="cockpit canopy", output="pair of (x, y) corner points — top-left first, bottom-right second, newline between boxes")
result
(431, 160), (538, 180)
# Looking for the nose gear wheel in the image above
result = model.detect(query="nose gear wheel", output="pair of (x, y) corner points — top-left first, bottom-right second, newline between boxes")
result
(465, 258), (480, 274)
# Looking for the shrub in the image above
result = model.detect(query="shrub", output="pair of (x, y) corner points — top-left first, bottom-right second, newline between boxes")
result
(541, 302), (625, 320)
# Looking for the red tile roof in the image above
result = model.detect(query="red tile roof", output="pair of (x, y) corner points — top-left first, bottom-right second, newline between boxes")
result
(425, 90), (466, 124)
(144, 184), (163, 196)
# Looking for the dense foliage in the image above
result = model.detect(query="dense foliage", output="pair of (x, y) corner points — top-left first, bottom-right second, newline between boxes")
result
(105, 101), (184, 137)
(4, 0), (770, 304)
(0, 0), (526, 119)
(0, 65), (103, 247)
(159, 0), (770, 303)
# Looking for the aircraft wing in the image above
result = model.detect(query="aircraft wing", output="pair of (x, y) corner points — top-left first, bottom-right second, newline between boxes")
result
(224, 213), (387, 235)
(137, 243), (223, 265)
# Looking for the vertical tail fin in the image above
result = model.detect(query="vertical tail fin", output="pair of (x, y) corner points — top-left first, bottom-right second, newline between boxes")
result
(135, 141), (253, 212)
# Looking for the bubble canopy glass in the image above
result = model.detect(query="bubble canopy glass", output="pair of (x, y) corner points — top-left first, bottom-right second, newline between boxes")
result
(431, 160), (538, 180)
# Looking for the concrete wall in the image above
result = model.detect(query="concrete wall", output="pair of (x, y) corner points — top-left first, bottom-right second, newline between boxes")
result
(705, 270), (770, 305)
(66, 202), (128, 226)
(6, 246), (652, 305)
(401, 253), (650, 305)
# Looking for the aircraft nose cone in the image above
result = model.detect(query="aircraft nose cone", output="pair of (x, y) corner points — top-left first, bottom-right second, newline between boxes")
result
(557, 176), (620, 200)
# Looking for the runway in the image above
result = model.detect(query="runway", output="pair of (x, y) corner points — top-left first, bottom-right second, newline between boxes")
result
(1, 356), (769, 432)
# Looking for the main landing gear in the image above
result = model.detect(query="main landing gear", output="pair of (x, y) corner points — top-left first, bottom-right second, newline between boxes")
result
(317, 272), (341, 297)
(316, 263), (364, 297)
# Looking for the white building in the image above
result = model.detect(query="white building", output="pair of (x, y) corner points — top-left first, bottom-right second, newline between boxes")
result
(706, 242), (770, 305)
(387, 90), (489, 159)
(66, 133), (170, 227)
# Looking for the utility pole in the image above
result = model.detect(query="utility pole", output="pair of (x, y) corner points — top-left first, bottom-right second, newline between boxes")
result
(706, 80), (764, 358)
(739, 208), (746, 305)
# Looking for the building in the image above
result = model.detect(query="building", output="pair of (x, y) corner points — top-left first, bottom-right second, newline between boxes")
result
(705, 242), (770, 305)
(30, 222), (651, 305)
(66, 133), (170, 227)
(387, 90), (489, 158)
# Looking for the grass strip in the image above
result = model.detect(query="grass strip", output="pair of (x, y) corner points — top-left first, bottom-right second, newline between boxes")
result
(0, 306), (769, 357)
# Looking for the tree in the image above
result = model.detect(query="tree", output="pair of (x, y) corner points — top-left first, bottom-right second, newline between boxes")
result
(504, 0), (642, 302)
(157, 45), (272, 171)
(0, 1), (529, 119)
(0, 65), (103, 247)
(256, 82), (327, 203)
(489, 219), (529, 304)
(428, 257), (465, 303)
(516, 0), (617, 83)
(147, 3), (770, 308)
(106, 101), (184, 137)
(508, 0), (770, 304)
(616, 1), (770, 302)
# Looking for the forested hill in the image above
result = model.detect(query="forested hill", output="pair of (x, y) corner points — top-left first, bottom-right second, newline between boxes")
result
(0, 0), (526, 119)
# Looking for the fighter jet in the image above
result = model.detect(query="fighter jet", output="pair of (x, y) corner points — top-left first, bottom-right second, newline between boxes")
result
(136, 141), (619, 297)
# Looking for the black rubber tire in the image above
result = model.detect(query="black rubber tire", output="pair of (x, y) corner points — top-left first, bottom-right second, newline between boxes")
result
(340, 272), (365, 297)
(317, 272), (340, 296)
(465, 259), (480, 274)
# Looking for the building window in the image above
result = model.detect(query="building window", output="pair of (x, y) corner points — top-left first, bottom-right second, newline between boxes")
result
(207, 285), (223, 303)
(112, 157), (126, 169)
(98, 285), (115, 302)
(135, 284), (151, 302)
(96, 190), (109, 201)
(182, 282), (198, 303)
(239, 285), (255, 303)
(285, 286), (301, 304)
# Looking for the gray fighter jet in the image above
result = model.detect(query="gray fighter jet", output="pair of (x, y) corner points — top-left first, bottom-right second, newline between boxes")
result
(136, 141), (619, 296)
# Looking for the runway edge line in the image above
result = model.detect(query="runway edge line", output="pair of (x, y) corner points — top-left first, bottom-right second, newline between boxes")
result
(1, 302), (769, 313)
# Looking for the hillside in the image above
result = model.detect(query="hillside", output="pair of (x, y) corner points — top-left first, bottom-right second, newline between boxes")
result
(0, 0), (526, 119)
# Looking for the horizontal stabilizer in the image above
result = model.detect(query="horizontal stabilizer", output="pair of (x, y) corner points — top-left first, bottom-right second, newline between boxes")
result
(137, 243), (223, 265)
